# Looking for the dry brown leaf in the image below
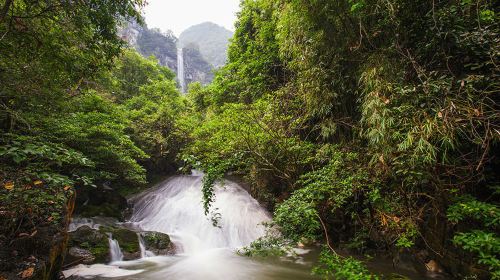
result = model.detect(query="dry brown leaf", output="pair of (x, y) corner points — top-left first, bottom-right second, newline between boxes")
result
(64, 185), (71, 191)
(20, 267), (34, 278)
(381, 215), (388, 226)
(4, 181), (14, 190)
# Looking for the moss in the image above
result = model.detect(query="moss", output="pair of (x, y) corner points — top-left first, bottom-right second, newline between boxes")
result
(68, 225), (143, 264)
(143, 232), (171, 250)
(68, 226), (109, 263)
(98, 226), (139, 254)
(88, 244), (109, 263)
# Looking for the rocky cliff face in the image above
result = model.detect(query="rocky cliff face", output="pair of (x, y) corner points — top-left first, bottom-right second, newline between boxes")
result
(183, 45), (214, 86)
(118, 22), (215, 88)
(118, 21), (142, 48)
(136, 27), (178, 71)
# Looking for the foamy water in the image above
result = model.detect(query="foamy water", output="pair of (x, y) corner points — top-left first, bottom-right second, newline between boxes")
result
(63, 173), (318, 280)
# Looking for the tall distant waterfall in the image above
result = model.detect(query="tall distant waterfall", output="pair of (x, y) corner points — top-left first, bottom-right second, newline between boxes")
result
(177, 48), (186, 93)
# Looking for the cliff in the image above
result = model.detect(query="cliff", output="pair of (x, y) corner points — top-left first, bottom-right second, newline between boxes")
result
(119, 22), (215, 88)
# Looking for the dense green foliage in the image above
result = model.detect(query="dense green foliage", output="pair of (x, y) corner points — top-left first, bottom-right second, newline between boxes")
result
(0, 0), (139, 236)
(0, 1), (188, 265)
(314, 250), (379, 280)
(0, 0), (498, 278)
(183, 0), (499, 278)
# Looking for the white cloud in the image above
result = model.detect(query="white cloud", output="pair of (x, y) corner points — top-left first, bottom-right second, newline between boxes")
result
(142, 0), (240, 36)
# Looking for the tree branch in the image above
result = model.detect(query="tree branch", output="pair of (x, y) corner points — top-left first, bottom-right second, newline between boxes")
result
(317, 213), (338, 255)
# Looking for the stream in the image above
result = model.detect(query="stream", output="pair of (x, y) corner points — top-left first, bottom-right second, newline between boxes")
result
(63, 172), (435, 280)
(63, 172), (319, 279)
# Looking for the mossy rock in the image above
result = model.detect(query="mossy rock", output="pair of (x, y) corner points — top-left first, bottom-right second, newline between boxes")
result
(142, 231), (174, 255)
(98, 226), (139, 256)
(67, 225), (142, 264)
(67, 226), (109, 263)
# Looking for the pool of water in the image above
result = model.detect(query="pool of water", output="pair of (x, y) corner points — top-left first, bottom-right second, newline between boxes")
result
(64, 248), (320, 280)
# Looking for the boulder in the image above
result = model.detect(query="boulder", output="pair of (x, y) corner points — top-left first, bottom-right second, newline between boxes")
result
(142, 231), (175, 255)
(66, 247), (95, 265)
(64, 224), (175, 268)
(65, 224), (155, 266)
(98, 226), (140, 261)
(66, 226), (109, 264)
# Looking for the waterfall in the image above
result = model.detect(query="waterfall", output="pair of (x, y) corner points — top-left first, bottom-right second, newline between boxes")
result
(137, 233), (155, 258)
(63, 173), (318, 280)
(108, 234), (124, 262)
(177, 48), (186, 93)
(129, 173), (271, 254)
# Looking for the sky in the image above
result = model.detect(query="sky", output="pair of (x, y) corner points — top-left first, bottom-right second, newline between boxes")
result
(142, 0), (241, 36)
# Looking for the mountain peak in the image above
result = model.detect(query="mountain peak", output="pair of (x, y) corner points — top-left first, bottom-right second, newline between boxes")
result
(179, 22), (234, 68)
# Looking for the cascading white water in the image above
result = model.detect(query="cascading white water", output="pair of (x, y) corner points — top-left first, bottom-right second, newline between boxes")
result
(177, 48), (186, 93)
(63, 173), (318, 280)
(138, 233), (155, 258)
(108, 235), (124, 262)
(129, 173), (271, 253)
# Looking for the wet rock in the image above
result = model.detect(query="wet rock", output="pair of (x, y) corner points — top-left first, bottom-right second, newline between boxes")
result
(98, 226), (140, 260)
(65, 224), (146, 266)
(66, 247), (95, 265)
(67, 226), (109, 264)
(142, 232), (175, 255)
